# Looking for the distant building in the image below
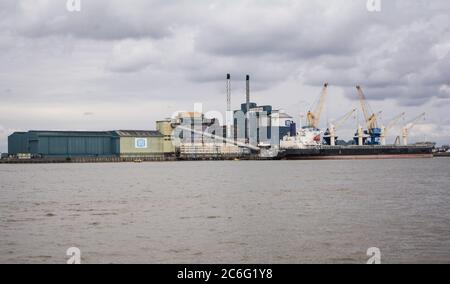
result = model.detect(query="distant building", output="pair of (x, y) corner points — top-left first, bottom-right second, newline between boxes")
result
(234, 102), (295, 146)
(7, 130), (172, 158)
(7, 104), (295, 159)
(169, 112), (245, 158)
(171, 112), (219, 145)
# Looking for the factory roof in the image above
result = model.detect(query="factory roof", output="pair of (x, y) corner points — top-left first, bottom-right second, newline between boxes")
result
(27, 130), (114, 137)
(114, 130), (163, 137)
(10, 130), (164, 138)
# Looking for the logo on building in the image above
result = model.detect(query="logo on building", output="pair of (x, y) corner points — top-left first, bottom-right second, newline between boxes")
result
(135, 138), (148, 149)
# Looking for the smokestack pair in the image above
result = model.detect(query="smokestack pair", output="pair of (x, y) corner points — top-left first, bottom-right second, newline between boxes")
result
(227, 74), (250, 142)
(226, 74), (250, 109)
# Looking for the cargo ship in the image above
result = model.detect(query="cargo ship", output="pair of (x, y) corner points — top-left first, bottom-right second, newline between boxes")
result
(277, 124), (434, 160)
(277, 145), (434, 160)
(274, 83), (435, 160)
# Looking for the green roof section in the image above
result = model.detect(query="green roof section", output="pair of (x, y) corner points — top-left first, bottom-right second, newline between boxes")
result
(28, 131), (115, 137)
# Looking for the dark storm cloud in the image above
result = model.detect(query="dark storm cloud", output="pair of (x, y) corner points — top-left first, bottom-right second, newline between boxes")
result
(195, 1), (366, 58)
(3, 0), (204, 40)
(2, 0), (447, 106)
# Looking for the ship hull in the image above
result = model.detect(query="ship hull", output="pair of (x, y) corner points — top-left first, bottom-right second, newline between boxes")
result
(279, 145), (434, 160)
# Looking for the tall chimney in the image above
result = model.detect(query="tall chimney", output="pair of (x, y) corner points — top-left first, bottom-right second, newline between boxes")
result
(246, 75), (250, 113)
(245, 75), (250, 143)
(227, 74), (231, 113)
(226, 74), (231, 139)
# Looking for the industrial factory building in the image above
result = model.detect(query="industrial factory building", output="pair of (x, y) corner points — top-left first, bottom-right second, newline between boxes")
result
(7, 130), (173, 159)
(6, 74), (296, 160)
(234, 102), (295, 146)
(6, 74), (431, 162)
(231, 75), (295, 146)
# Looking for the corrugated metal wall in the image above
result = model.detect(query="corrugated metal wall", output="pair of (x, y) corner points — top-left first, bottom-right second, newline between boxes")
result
(8, 132), (29, 154)
(38, 135), (116, 156)
(8, 131), (119, 157)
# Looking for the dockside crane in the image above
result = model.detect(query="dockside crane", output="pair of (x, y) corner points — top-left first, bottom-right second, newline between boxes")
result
(355, 110), (383, 146)
(355, 85), (382, 145)
(402, 113), (426, 146)
(306, 83), (329, 129)
(323, 109), (356, 146)
(380, 112), (405, 145)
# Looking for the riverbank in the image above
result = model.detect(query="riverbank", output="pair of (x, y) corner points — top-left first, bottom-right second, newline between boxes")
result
(434, 152), (450, 157)
(0, 156), (176, 164)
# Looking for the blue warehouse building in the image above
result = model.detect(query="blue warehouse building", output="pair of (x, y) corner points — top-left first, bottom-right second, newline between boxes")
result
(7, 130), (171, 158)
(8, 131), (119, 157)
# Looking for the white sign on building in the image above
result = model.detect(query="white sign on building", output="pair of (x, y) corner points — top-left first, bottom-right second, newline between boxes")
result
(135, 138), (148, 149)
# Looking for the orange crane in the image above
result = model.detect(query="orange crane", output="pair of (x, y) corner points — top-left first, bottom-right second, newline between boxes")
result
(402, 113), (426, 145)
(306, 83), (329, 129)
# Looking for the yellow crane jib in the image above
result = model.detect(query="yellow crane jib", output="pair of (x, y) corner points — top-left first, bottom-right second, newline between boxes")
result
(386, 112), (406, 132)
(356, 85), (379, 131)
(380, 112), (405, 145)
(325, 108), (357, 146)
(307, 82), (329, 129)
(402, 112), (426, 146)
(332, 108), (357, 130)
(355, 85), (383, 145)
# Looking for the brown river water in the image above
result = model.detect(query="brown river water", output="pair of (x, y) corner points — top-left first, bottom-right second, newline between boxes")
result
(1, 159), (450, 263)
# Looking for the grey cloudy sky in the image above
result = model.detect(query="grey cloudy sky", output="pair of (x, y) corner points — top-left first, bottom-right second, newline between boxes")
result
(1, 0), (450, 151)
